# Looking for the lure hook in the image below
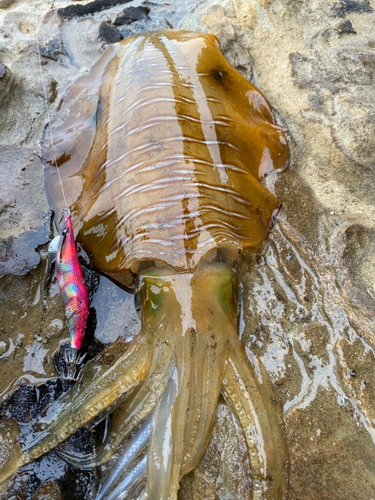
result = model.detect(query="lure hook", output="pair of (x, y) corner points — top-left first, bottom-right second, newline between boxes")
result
(63, 347), (87, 381)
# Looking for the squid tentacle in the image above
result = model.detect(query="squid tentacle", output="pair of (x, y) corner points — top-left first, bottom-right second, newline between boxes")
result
(0, 337), (150, 485)
(181, 328), (226, 476)
(60, 337), (175, 469)
(147, 326), (225, 499)
(167, 327), (196, 497)
(147, 366), (179, 500)
(222, 337), (289, 500)
(146, 326), (197, 500)
(96, 415), (152, 500)
(102, 454), (147, 500)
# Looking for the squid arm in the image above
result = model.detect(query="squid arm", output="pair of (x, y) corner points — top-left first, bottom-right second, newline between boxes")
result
(222, 337), (289, 500)
(0, 336), (150, 485)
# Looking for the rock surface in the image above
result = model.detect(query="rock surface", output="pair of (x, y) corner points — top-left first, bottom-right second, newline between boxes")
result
(0, 0), (374, 498)
(113, 5), (150, 25)
(182, 0), (375, 498)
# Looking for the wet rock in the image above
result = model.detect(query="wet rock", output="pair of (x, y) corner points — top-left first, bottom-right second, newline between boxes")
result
(81, 266), (101, 303)
(0, 381), (96, 500)
(285, 387), (375, 500)
(201, 4), (236, 51)
(1, 452), (95, 500)
(56, 0), (133, 21)
(0, 379), (63, 424)
(31, 480), (62, 500)
(337, 336), (375, 426)
(38, 34), (69, 63)
(331, 88), (375, 170)
(0, 223), (50, 278)
(0, 255), (70, 407)
(113, 6), (150, 26)
(59, 460), (96, 500)
(336, 223), (375, 316)
(0, 62), (12, 104)
(332, 0), (373, 17)
(0, 146), (50, 278)
(182, 0), (375, 497)
(336, 19), (357, 34)
(97, 21), (123, 43)
(300, 323), (331, 365)
(0, 0), (17, 8)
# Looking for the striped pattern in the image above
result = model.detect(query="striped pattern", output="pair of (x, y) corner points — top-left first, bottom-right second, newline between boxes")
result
(44, 30), (289, 275)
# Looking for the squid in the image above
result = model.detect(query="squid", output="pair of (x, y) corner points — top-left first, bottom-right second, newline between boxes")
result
(0, 30), (290, 499)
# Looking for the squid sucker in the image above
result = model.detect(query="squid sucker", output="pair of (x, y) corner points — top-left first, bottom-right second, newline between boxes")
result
(0, 30), (290, 499)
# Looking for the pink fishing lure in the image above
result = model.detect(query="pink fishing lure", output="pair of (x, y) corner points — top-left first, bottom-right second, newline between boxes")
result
(56, 212), (89, 351)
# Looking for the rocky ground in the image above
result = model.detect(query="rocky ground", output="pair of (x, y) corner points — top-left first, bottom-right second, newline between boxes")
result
(0, 0), (374, 498)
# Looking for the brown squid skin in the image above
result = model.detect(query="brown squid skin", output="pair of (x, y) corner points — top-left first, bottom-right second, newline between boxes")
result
(0, 28), (292, 498)
(43, 29), (289, 279)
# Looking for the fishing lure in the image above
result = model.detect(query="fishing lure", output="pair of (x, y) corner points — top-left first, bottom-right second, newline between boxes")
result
(48, 209), (89, 380)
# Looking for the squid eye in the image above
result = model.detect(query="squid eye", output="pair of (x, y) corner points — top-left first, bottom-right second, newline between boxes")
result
(134, 290), (141, 317)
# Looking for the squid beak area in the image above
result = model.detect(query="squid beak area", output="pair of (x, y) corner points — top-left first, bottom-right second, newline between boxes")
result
(137, 262), (238, 331)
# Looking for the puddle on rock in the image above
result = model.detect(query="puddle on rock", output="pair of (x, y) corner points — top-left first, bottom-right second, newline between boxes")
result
(91, 276), (140, 345)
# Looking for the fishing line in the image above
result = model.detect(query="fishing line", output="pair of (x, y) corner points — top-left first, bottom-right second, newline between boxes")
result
(34, 4), (90, 381)
(34, 3), (68, 211)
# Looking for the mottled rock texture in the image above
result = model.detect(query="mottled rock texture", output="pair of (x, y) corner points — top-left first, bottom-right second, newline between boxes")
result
(182, 1), (375, 498)
(0, 0), (374, 498)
